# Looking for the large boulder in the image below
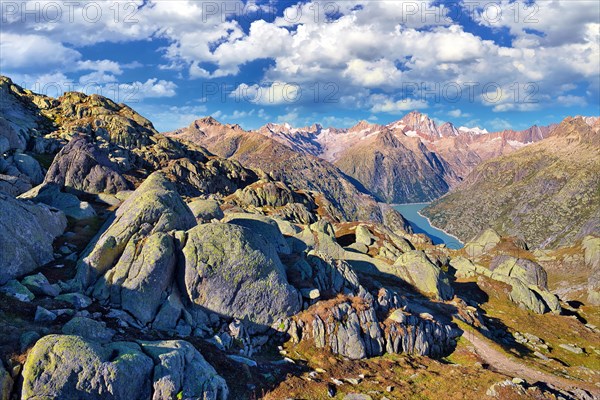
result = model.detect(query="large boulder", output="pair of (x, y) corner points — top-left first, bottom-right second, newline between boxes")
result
(182, 223), (301, 326)
(222, 212), (291, 255)
(392, 251), (454, 300)
(21, 335), (227, 400)
(490, 256), (548, 289)
(92, 232), (177, 325)
(22, 335), (154, 400)
(187, 198), (224, 222)
(12, 152), (44, 185)
(464, 229), (502, 258)
(44, 135), (130, 194)
(19, 183), (96, 220)
(0, 193), (66, 285)
(139, 340), (228, 400)
(75, 172), (195, 288)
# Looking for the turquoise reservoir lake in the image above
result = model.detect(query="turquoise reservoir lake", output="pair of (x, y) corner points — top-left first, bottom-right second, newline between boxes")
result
(393, 203), (464, 249)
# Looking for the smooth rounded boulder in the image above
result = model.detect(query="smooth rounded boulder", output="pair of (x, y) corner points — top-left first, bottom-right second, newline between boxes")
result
(182, 223), (301, 326)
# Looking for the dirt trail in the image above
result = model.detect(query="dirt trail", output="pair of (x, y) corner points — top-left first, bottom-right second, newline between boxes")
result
(464, 330), (600, 397)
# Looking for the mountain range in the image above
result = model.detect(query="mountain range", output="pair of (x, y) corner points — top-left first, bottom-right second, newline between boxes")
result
(176, 111), (555, 204)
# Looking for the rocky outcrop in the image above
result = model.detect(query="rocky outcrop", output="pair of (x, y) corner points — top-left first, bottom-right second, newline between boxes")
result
(44, 136), (131, 194)
(21, 335), (228, 400)
(285, 296), (458, 359)
(490, 256), (548, 289)
(187, 199), (224, 222)
(463, 229), (502, 258)
(582, 236), (600, 305)
(19, 183), (96, 220)
(182, 223), (301, 326)
(0, 193), (66, 284)
(392, 251), (454, 300)
(75, 172), (196, 288)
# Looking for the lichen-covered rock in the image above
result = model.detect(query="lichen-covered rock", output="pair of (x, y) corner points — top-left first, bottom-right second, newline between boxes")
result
(0, 279), (35, 302)
(464, 229), (502, 258)
(392, 251), (454, 300)
(139, 340), (228, 400)
(21, 272), (60, 297)
(223, 212), (291, 255)
(0, 361), (12, 400)
(92, 232), (176, 325)
(62, 317), (115, 343)
(288, 296), (457, 360)
(490, 255), (548, 289)
(493, 275), (549, 314)
(19, 183), (96, 220)
(55, 292), (93, 309)
(355, 225), (376, 246)
(0, 193), (66, 285)
(449, 256), (492, 279)
(187, 198), (224, 222)
(45, 135), (131, 194)
(182, 223), (301, 326)
(75, 172), (195, 288)
(22, 335), (154, 400)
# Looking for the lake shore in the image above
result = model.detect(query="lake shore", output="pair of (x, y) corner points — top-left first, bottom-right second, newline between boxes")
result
(392, 203), (464, 249)
(416, 209), (464, 246)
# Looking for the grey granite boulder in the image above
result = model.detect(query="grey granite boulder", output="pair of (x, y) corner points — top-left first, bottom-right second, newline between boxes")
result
(19, 183), (96, 220)
(393, 251), (454, 300)
(139, 340), (228, 400)
(223, 212), (291, 254)
(22, 335), (154, 400)
(0, 193), (66, 284)
(75, 172), (195, 288)
(44, 135), (130, 194)
(21, 335), (228, 400)
(182, 222), (301, 326)
(187, 198), (224, 222)
(92, 232), (176, 325)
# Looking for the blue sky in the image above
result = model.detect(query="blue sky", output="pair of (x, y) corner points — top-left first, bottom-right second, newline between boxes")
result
(1, 0), (599, 132)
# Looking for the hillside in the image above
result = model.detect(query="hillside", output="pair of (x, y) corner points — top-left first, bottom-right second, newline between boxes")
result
(423, 117), (600, 248)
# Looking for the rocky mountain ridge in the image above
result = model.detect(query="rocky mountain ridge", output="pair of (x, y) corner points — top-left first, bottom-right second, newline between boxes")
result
(250, 111), (557, 203)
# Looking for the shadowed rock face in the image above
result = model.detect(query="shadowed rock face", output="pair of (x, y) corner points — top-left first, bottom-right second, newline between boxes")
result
(21, 335), (228, 400)
(0, 193), (67, 285)
(44, 136), (131, 194)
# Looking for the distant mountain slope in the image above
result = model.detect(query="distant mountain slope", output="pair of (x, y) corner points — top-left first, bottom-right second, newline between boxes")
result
(333, 129), (452, 203)
(166, 117), (408, 229)
(422, 117), (600, 248)
(254, 111), (553, 203)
